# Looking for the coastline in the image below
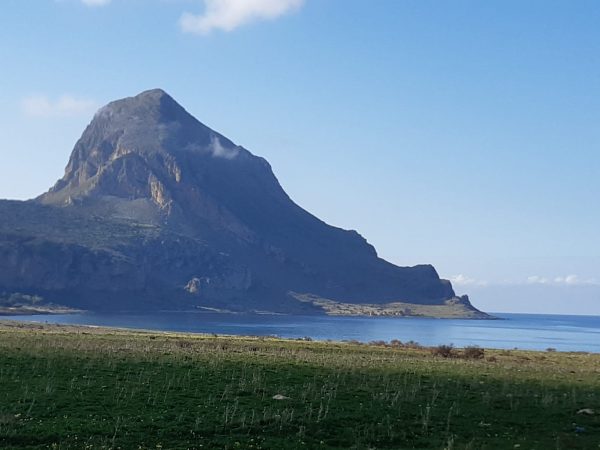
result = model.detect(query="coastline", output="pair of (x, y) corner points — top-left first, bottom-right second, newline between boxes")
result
(0, 318), (588, 353)
(1, 304), (496, 319)
(0, 305), (84, 316)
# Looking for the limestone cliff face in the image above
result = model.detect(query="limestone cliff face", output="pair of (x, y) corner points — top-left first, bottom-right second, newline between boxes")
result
(0, 89), (476, 315)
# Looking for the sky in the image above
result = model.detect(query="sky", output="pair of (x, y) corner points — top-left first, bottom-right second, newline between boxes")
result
(1, 0), (599, 315)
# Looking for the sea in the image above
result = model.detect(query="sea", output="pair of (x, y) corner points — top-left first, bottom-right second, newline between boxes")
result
(6, 312), (600, 353)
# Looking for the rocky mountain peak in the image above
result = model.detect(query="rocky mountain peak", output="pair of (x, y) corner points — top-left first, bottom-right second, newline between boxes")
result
(38, 90), (253, 216)
(94, 88), (191, 129)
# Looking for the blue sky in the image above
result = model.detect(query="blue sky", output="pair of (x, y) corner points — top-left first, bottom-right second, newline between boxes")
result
(1, 0), (599, 314)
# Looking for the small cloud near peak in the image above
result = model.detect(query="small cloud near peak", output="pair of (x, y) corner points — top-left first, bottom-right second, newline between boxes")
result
(21, 94), (97, 118)
(81, 0), (111, 6)
(210, 136), (240, 159)
(180, 0), (305, 35)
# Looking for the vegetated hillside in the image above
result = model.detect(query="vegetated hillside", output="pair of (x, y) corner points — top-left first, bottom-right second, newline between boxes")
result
(0, 89), (486, 317)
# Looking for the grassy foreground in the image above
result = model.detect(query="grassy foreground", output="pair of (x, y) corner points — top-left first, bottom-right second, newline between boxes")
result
(0, 322), (598, 450)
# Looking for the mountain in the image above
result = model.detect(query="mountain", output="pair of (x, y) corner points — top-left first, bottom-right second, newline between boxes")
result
(0, 89), (487, 318)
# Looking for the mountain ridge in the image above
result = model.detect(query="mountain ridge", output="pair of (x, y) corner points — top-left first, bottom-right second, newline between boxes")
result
(0, 89), (488, 318)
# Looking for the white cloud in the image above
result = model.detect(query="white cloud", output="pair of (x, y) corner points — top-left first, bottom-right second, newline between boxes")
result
(81, 0), (111, 6)
(21, 95), (97, 118)
(180, 0), (304, 35)
(447, 273), (600, 290)
(526, 275), (549, 285)
(209, 136), (239, 159)
(448, 274), (488, 287)
(553, 275), (599, 286)
(527, 274), (599, 286)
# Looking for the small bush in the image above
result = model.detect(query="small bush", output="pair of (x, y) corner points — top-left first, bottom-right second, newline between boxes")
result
(463, 346), (485, 360)
(431, 344), (455, 358)
(390, 339), (403, 348)
(546, 347), (557, 352)
(369, 340), (388, 347)
(404, 340), (421, 349)
(176, 340), (193, 349)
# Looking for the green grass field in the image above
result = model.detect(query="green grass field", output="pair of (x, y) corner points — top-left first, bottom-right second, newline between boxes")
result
(0, 321), (598, 449)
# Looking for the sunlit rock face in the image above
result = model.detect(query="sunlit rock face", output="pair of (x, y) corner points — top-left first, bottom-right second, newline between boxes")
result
(0, 89), (475, 315)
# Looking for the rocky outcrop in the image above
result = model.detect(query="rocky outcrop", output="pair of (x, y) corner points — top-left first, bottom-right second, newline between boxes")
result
(0, 89), (486, 317)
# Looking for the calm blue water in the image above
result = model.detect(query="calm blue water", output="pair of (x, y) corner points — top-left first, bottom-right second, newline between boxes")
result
(6, 312), (600, 353)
